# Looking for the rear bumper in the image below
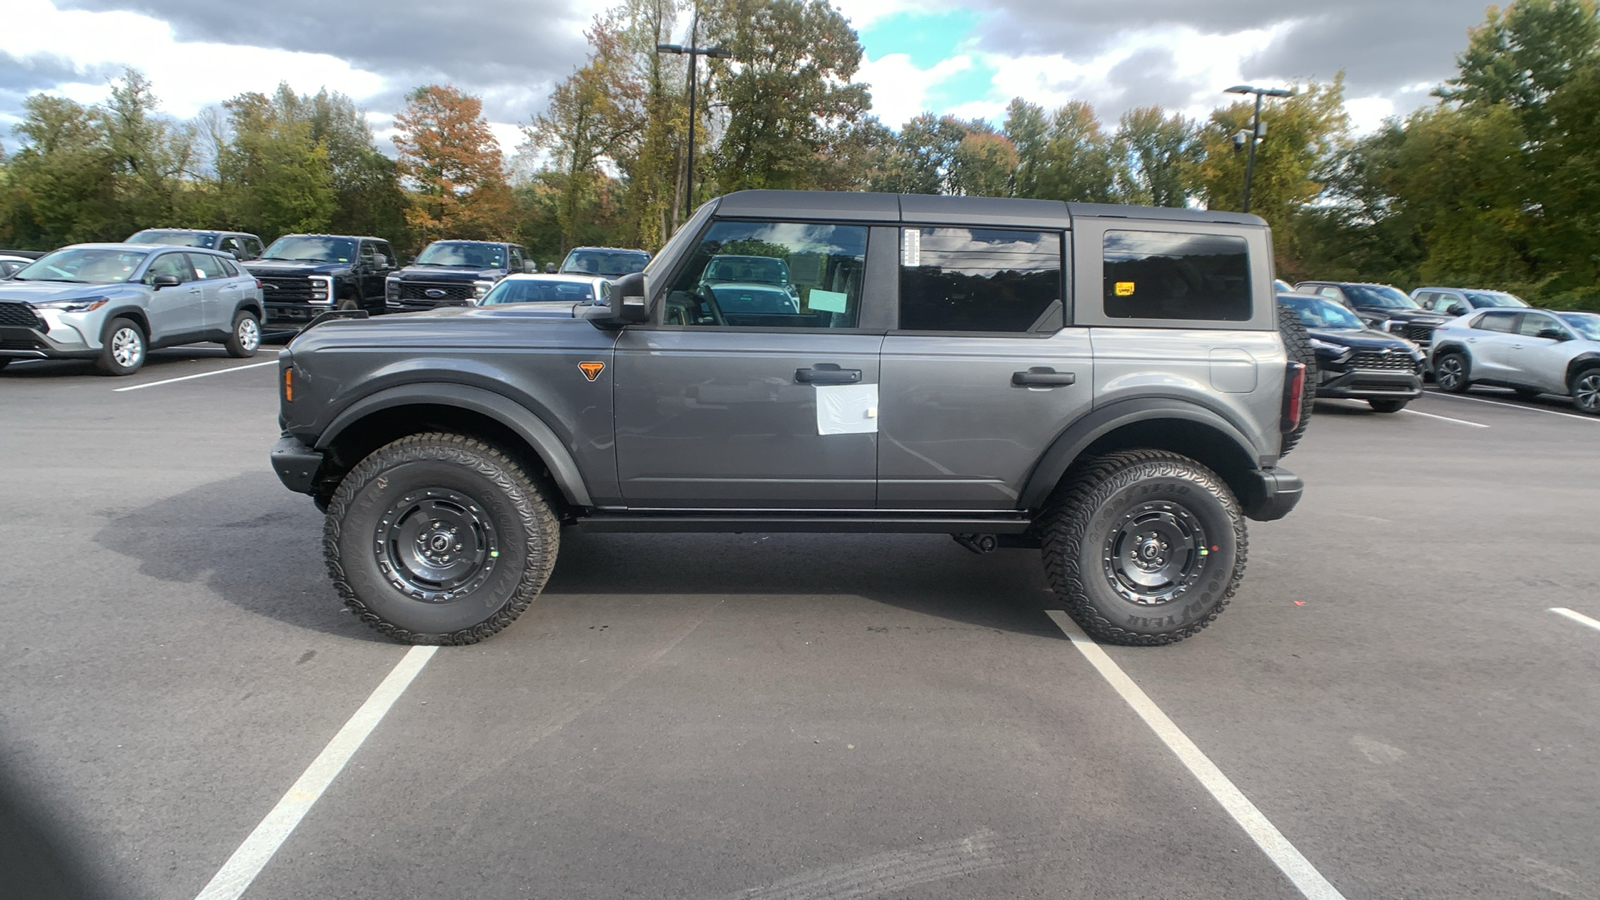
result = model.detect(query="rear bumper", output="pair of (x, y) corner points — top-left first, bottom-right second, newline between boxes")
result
(270, 434), (325, 494)
(1238, 466), (1303, 522)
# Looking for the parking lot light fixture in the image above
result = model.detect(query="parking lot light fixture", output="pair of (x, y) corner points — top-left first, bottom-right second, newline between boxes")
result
(657, 16), (731, 220)
(1224, 84), (1293, 214)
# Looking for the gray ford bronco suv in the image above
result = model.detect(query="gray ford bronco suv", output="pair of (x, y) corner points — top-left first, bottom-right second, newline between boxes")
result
(271, 191), (1312, 646)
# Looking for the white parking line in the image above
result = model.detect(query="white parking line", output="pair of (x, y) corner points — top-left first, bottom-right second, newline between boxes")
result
(113, 360), (276, 392)
(1426, 391), (1599, 423)
(1550, 607), (1600, 634)
(1048, 613), (1346, 900)
(193, 646), (437, 900)
(1401, 409), (1488, 428)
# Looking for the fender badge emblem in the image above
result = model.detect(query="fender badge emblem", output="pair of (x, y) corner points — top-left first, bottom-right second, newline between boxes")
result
(578, 361), (605, 382)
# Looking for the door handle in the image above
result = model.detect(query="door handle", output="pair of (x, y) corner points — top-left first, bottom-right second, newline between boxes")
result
(1012, 367), (1076, 387)
(795, 363), (862, 385)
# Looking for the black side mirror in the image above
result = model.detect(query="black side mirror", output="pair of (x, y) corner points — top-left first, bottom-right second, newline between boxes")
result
(151, 274), (181, 288)
(1446, 304), (1467, 316)
(609, 271), (650, 324)
(1537, 327), (1567, 341)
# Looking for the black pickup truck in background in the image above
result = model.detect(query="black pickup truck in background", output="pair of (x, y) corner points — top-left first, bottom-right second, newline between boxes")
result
(244, 234), (397, 331)
(385, 240), (535, 312)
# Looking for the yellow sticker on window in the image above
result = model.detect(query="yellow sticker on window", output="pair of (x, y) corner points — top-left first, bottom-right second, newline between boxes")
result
(1115, 281), (1136, 296)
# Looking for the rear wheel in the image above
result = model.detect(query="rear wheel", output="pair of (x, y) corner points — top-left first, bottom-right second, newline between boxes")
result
(1039, 450), (1246, 646)
(1368, 398), (1408, 413)
(1434, 352), (1470, 393)
(224, 311), (260, 358)
(324, 433), (560, 644)
(1571, 368), (1600, 415)
(95, 318), (146, 375)
(1277, 305), (1317, 456)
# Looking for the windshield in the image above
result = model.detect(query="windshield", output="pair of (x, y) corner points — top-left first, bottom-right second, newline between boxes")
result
(261, 236), (355, 263)
(1280, 293), (1366, 330)
(1464, 290), (1527, 308)
(707, 283), (799, 314)
(1344, 284), (1418, 309)
(703, 255), (791, 286)
(1558, 312), (1600, 340)
(561, 248), (650, 277)
(416, 242), (506, 268)
(480, 279), (596, 305)
(126, 230), (216, 249)
(14, 248), (148, 284)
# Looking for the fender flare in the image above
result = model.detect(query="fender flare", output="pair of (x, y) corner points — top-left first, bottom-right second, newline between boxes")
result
(315, 382), (593, 507)
(1017, 396), (1262, 511)
(1565, 351), (1600, 384)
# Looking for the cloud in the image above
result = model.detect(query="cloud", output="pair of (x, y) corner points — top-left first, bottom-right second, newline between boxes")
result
(856, 53), (976, 128)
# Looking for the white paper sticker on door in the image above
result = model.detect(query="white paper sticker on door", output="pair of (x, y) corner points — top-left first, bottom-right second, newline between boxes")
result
(816, 383), (879, 435)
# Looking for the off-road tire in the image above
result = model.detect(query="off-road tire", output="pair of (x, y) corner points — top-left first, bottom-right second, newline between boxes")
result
(1435, 352), (1471, 393)
(1277, 304), (1317, 456)
(95, 317), (146, 376)
(1571, 367), (1600, 416)
(1368, 398), (1408, 413)
(224, 311), (260, 358)
(323, 433), (560, 644)
(1040, 450), (1246, 646)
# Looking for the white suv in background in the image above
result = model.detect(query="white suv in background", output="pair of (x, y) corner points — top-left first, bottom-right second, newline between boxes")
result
(1429, 308), (1600, 414)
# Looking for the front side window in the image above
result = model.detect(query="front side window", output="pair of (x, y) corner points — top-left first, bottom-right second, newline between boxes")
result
(663, 220), (867, 329)
(145, 253), (192, 284)
(1104, 230), (1250, 321)
(901, 227), (1061, 332)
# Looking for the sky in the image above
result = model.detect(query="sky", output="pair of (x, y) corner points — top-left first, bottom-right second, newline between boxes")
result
(0, 0), (1500, 158)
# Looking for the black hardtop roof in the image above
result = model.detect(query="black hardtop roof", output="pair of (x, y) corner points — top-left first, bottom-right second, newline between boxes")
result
(711, 190), (1266, 228)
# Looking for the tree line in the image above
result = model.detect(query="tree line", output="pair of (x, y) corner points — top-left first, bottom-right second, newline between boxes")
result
(2, 0), (1597, 307)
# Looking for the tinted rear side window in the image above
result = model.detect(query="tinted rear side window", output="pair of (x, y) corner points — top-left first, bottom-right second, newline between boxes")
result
(898, 227), (1062, 332)
(1475, 312), (1517, 333)
(1104, 231), (1251, 321)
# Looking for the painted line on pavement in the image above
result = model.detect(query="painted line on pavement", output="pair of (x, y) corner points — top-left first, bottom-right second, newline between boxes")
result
(114, 360), (276, 392)
(193, 646), (437, 900)
(1048, 612), (1346, 900)
(1550, 607), (1600, 634)
(1425, 390), (1599, 423)
(1401, 408), (1488, 428)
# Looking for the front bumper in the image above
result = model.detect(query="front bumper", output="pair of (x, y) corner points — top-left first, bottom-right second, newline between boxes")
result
(264, 303), (332, 330)
(1239, 467), (1303, 522)
(1315, 368), (1423, 401)
(0, 322), (100, 360)
(271, 434), (325, 494)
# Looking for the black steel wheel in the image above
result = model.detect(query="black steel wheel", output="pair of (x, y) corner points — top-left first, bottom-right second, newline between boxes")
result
(324, 433), (559, 644)
(1039, 450), (1245, 646)
(1435, 352), (1470, 393)
(1571, 368), (1600, 416)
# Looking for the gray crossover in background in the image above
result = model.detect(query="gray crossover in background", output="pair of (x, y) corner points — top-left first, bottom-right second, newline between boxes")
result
(1431, 308), (1600, 412)
(0, 243), (265, 375)
(271, 190), (1312, 647)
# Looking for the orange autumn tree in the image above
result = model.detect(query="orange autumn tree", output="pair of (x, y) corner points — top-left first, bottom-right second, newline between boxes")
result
(393, 85), (513, 244)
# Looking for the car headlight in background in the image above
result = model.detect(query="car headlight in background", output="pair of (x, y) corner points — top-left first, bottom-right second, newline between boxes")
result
(385, 277), (401, 301)
(308, 276), (333, 305)
(472, 279), (496, 300)
(33, 297), (110, 312)
(1307, 337), (1353, 363)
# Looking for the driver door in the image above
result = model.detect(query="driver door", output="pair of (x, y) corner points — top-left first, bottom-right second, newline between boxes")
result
(1507, 312), (1575, 392)
(142, 252), (203, 341)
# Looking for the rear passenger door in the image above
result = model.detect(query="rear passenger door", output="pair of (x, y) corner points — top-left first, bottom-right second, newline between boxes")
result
(187, 253), (239, 330)
(1465, 310), (1520, 377)
(613, 219), (884, 509)
(877, 224), (1091, 510)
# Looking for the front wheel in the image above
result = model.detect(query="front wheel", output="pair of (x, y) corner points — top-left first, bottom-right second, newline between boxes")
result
(1039, 450), (1246, 646)
(96, 318), (146, 375)
(1434, 352), (1470, 393)
(224, 311), (260, 358)
(1571, 368), (1600, 416)
(324, 433), (560, 644)
(1368, 398), (1408, 413)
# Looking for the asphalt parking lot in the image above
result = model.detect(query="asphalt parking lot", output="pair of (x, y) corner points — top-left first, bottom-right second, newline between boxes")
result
(3, 349), (1598, 900)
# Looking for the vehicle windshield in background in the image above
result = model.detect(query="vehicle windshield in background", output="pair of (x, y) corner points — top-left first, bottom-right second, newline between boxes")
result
(481, 280), (596, 304)
(261, 236), (355, 263)
(1281, 293), (1366, 330)
(14, 248), (148, 284)
(416, 242), (505, 268)
(1345, 284), (1419, 309)
(703, 255), (791, 286)
(1464, 290), (1528, 307)
(126, 231), (216, 249)
(561, 249), (649, 277)
(707, 284), (799, 314)
(1558, 312), (1600, 340)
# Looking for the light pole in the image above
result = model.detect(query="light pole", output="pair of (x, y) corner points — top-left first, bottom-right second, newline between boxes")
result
(1224, 84), (1292, 214)
(658, 11), (730, 221)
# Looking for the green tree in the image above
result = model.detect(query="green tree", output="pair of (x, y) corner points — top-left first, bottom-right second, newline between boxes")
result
(1439, 0), (1599, 138)
(1031, 101), (1122, 203)
(3, 94), (117, 247)
(1003, 99), (1050, 199)
(1114, 106), (1201, 208)
(217, 91), (337, 238)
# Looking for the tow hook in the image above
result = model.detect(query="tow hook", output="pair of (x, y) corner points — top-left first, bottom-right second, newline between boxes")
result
(952, 533), (998, 555)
